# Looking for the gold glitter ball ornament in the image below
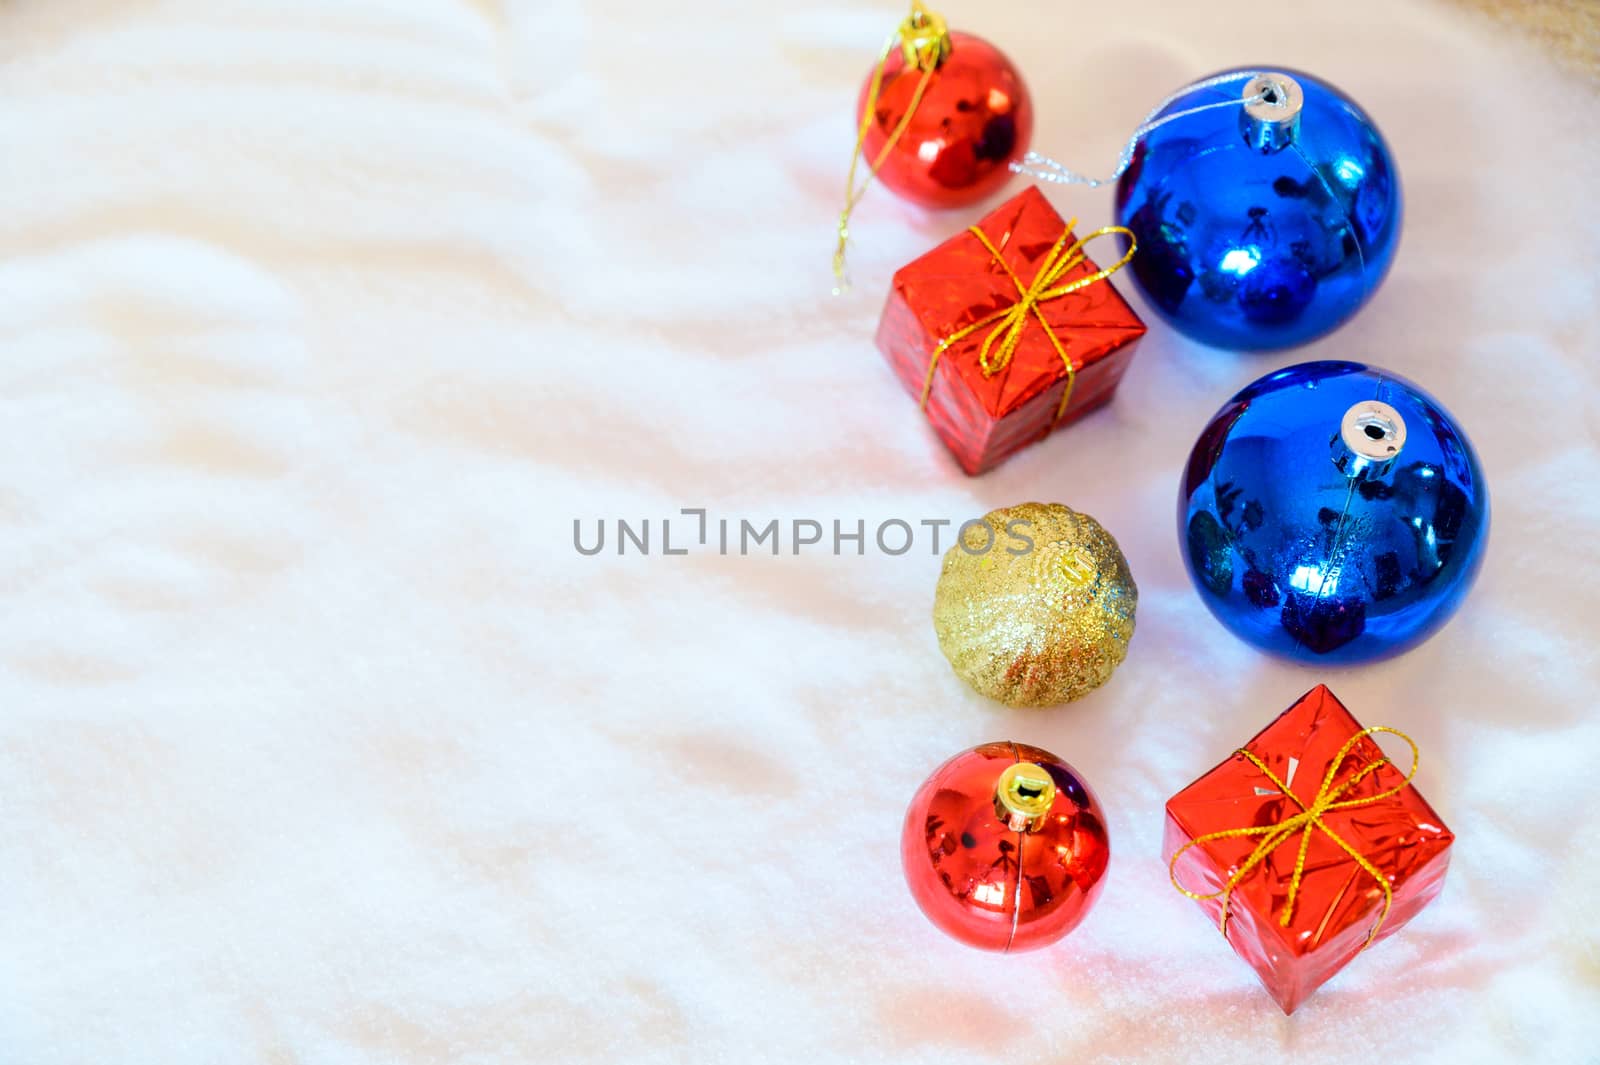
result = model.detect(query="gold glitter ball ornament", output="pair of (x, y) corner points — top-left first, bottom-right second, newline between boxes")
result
(933, 502), (1137, 707)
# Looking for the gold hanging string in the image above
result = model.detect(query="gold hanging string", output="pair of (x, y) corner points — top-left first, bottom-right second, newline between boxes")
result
(1168, 726), (1421, 947)
(832, 2), (951, 294)
(918, 222), (1137, 422)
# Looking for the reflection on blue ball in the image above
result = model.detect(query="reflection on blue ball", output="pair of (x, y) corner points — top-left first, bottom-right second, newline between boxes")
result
(1179, 361), (1488, 663)
(1115, 68), (1401, 351)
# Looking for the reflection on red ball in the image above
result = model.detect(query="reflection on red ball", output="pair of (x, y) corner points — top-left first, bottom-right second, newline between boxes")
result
(901, 742), (1110, 951)
(856, 32), (1032, 209)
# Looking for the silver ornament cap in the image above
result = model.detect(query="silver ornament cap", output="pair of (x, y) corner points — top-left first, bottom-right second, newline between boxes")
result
(1240, 72), (1303, 152)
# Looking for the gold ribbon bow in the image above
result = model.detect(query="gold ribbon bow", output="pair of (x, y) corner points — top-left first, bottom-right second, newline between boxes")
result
(1169, 726), (1420, 946)
(919, 222), (1136, 422)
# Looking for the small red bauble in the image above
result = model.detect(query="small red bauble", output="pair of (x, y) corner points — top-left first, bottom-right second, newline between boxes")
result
(855, 31), (1032, 209)
(901, 742), (1110, 951)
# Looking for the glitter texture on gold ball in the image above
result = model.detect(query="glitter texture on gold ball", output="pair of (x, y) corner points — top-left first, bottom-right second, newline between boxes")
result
(933, 503), (1137, 707)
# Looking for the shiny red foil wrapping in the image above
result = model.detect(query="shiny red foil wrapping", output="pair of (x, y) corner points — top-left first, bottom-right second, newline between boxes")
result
(1163, 685), (1454, 1014)
(875, 185), (1146, 476)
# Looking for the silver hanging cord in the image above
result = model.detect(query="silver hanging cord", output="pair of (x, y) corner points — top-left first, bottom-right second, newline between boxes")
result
(1012, 70), (1272, 189)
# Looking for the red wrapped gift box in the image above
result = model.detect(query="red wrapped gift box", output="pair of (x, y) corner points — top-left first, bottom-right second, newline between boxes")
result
(875, 185), (1146, 475)
(1163, 685), (1454, 1014)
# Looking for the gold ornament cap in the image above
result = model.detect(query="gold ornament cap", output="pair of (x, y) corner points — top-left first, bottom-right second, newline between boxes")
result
(898, 1), (951, 71)
(994, 761), (1057, 832)
(933, 502), (1137, 707)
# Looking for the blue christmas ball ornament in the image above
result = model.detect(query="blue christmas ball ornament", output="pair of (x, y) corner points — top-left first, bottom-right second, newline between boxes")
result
(1180, 361), (1487, 663)
(1115, 69), (1401, 350)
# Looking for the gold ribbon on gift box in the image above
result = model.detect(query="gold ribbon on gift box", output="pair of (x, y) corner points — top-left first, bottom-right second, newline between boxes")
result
(919, 222), (1136, 423)
(1168, 725), (1421, 947)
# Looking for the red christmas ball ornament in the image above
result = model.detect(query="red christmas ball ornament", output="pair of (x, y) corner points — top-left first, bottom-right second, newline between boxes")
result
(901, 742), (1110, 951)
(832, 4), (1032, 291)
(855, 28), (1032, 209)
